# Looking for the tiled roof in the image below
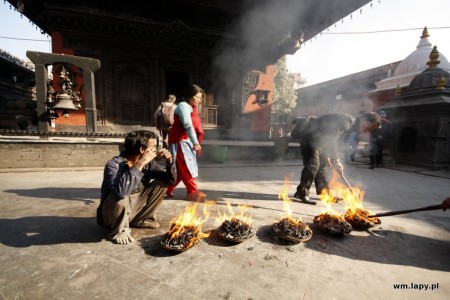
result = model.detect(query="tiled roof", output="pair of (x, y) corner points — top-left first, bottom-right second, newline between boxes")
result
(0, 49), (35, 71)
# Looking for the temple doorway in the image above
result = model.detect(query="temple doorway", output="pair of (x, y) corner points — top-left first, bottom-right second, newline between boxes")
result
(165, 71), (189, 102)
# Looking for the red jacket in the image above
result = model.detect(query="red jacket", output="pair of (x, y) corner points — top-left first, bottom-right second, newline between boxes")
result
(168, 104), (204, 144)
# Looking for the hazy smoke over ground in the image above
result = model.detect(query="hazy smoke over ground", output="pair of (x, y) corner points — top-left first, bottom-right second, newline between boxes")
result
(212, 0), (367, 139)
(213, 0), (311, 139)
(214, 0), (308, 77)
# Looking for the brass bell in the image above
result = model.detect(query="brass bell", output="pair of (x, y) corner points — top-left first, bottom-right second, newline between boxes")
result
(52, 92), (79, 111)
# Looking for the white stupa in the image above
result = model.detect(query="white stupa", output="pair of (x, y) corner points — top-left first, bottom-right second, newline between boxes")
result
(371, 27), (450, 93)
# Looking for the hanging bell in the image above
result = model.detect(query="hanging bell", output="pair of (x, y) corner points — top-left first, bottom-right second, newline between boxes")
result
(52, 92), (79, 111)
(46, 94), (54, 105)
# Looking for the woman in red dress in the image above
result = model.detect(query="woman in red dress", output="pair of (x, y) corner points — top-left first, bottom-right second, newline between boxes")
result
(165, 84), (206, 201)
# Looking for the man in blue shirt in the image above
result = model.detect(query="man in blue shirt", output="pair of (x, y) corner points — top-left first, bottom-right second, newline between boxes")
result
(97, 130), (176, 244)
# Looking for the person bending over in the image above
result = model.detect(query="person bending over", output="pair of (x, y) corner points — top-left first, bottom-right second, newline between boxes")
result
(294, 113), (354, 204)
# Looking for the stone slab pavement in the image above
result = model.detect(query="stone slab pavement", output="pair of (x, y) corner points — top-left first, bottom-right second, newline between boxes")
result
(0, 159), (449, 300)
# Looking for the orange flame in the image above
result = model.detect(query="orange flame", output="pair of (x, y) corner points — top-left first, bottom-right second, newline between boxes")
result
(167, 202), (213, 248)
(215, 201), (253, 225)
(319, 171), (370, 216)
(278, 177), (302, 223)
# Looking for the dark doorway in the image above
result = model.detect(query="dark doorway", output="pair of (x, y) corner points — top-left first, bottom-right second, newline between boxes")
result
(165, 71), (189, 102)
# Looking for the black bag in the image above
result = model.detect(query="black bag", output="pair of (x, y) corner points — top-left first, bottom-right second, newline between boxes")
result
(157, 102), (175, 130)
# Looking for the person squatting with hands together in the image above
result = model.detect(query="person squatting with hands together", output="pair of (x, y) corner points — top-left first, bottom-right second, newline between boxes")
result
(97, 130), (176, 245)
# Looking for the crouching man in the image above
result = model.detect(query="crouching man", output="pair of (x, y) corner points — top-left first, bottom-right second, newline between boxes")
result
(97, 130), (176, 244)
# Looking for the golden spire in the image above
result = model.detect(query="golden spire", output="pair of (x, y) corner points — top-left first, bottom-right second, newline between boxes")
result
(421, 26), (429, 38)
(426, 46), (440, 68)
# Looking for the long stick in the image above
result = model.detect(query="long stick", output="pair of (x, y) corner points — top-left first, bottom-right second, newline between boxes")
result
(340, 173), (359, 201)
(368, 204), (441, 217)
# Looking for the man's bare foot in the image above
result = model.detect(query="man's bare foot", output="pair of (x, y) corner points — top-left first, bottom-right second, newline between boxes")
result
(113, 232), (135, 244)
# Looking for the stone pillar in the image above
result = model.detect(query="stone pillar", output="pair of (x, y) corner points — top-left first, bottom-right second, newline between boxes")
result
(33, 64), (51, 132)
(82, 69), (97, 133)
(26, 51), (101, 133)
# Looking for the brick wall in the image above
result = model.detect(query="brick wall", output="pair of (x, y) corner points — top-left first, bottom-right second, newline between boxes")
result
(0, 140), (301, 168)
(0, 141), (120, 169)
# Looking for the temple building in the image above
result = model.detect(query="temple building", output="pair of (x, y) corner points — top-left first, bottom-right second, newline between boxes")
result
(379, 47), (450, 169)
(294, 62), (400, 118)
(294, 27), (450, 169)
(369, 27), (450, 169)
(368, 27), (450, 109)
(0, 50), (36, 129)
(4, 0), (369, 139)
(295, 28), (449, 119)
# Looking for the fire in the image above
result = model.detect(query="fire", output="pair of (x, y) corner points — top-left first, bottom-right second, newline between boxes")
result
(316, 171), (380, 230)
(215, 201), (256, 243)
(319, 171), (364, 215)
(215, 201), (253, 225)
(162, 202), (213, 251)
(278, 176), (302, 224)
(273, 177), (313, 242)
(313, 172), (354, 235)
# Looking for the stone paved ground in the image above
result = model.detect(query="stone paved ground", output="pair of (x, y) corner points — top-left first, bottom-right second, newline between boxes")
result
(0, 159), (449, 299)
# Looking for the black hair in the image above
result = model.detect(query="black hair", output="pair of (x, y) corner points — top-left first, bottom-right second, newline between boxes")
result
(349, 112), (381, 133)
(183, 84), (205, 101)
(361, 112), (381, 127)
(123, 130), (157, 156)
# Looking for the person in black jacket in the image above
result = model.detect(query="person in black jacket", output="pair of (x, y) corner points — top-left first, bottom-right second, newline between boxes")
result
(369, 110), (393, 169)
(293, 113), (354, 204)
(97, 130), (176, 244)
(294, 112), (381, 204)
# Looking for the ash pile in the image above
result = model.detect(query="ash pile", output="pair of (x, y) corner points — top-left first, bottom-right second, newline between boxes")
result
(161, 225), (202, 252)
(217, 218), (256, 242)
(272, 217), (313, 243)
(313, 213), (352, 236)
